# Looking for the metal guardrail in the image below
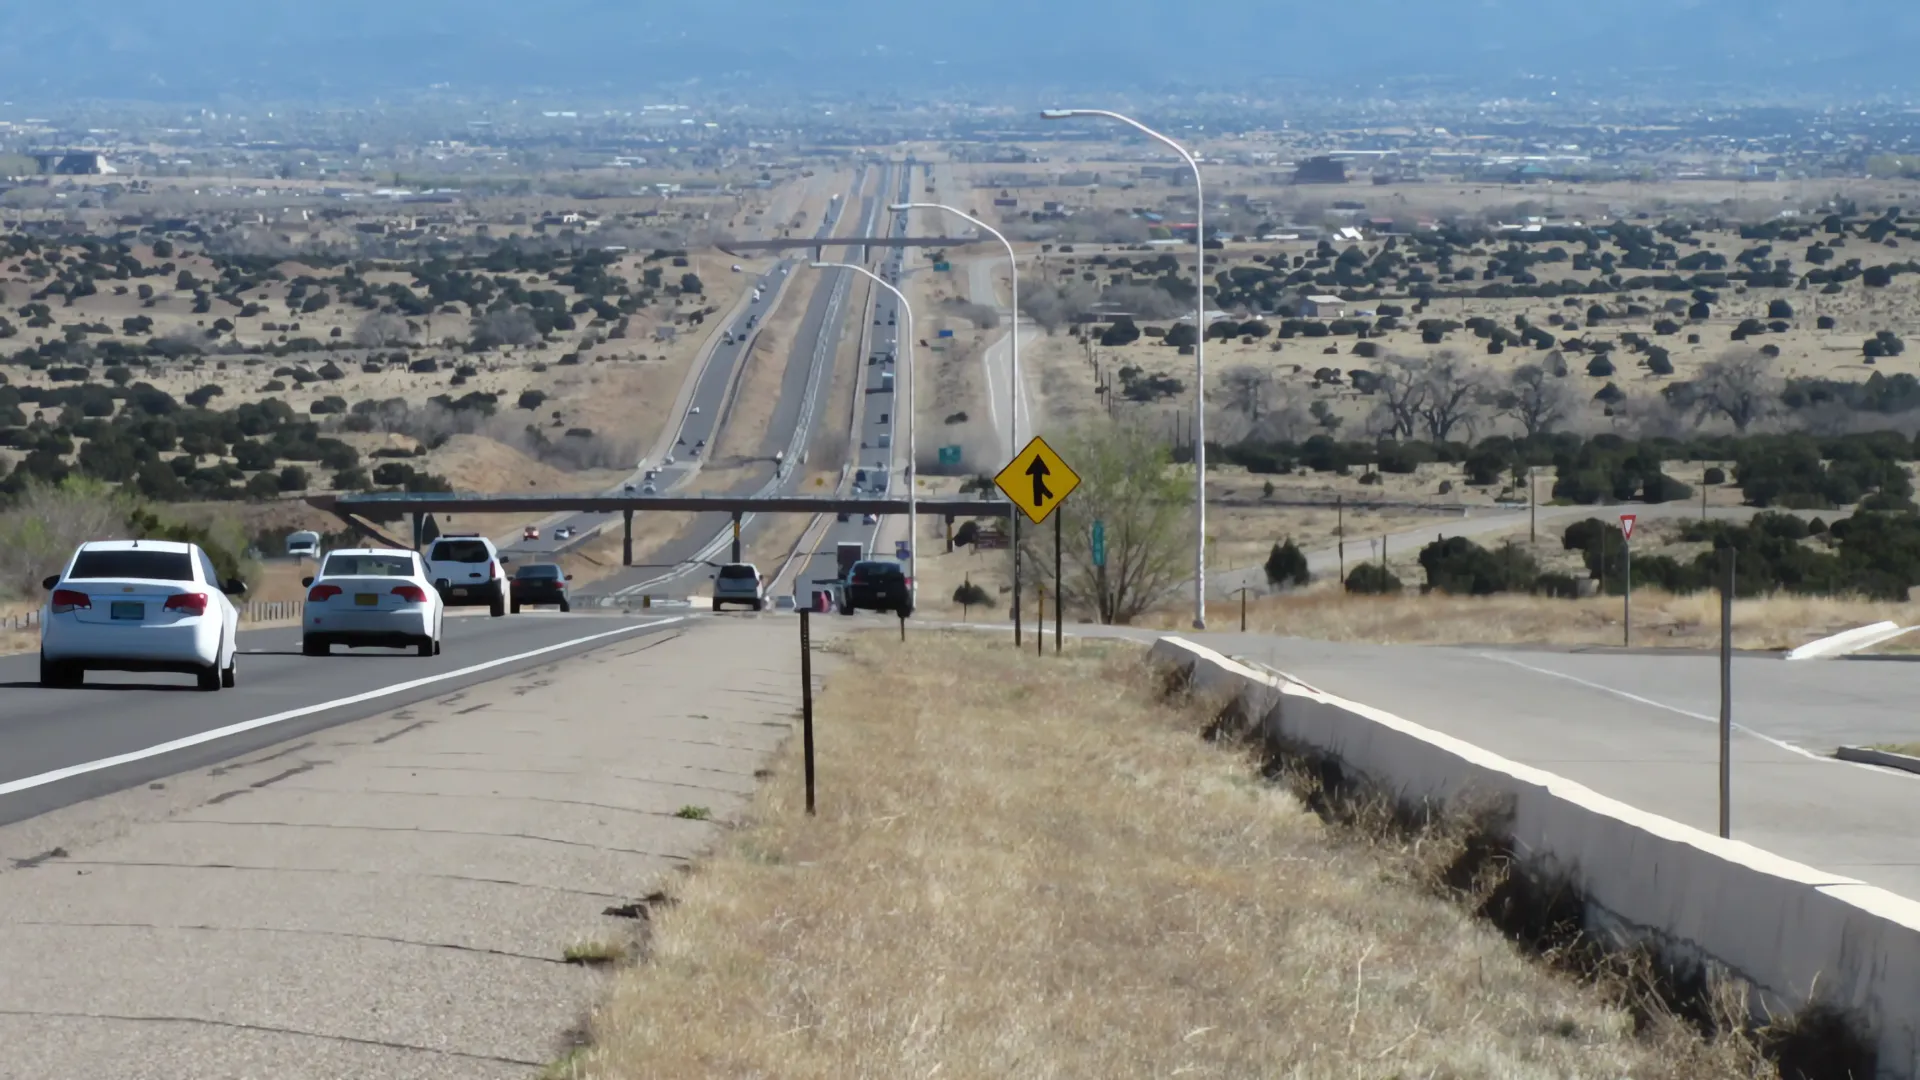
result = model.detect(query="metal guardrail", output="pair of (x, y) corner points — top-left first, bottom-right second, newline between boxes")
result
(2, 599), (305, 632)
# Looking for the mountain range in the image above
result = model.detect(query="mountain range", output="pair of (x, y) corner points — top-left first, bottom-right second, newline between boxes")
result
(3, 1), (1918, 104)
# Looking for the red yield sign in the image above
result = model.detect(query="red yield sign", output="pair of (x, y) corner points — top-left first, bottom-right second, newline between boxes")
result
(1619, 513), (1637, 542)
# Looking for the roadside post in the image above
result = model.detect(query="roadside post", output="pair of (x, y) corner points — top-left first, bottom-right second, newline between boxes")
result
(1719, 547), (1735, 839)
(1091, 519), (1107, 625)
(1054, 510), (1063, 654)
(1336, 495), (1345, 583)
(1232, 585), (1252, 632)
(1013, 517), (1022, 647)
(994, 435), (1082, 655)
(1036, 584), (1045, 657)
(1620, 513), (1637, 648)
(800, 608), (816, 815)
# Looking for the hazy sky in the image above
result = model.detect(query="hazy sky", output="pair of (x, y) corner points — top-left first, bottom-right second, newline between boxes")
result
(3, 1), (1917, 104)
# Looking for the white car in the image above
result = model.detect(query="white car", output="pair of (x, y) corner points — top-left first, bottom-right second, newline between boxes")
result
(690, 405), (701, 415)
(303, 548), (444, 657)
(39, 539), (245, 690)
(424, 534), (509, 617)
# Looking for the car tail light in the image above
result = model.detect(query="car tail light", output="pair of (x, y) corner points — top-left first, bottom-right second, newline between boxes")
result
(164, 592), (209, 616)
(489, 561), (500, 580)
(391, 584), (428, 604)
(50, 588), (90, 614)
(308, 584), (343, 602)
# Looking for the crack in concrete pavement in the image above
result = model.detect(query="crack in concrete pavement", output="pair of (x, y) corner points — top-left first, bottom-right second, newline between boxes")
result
(162, 819), (696, 860)
(0, 1009), (547, 1067)
(7, 920), (574, 965)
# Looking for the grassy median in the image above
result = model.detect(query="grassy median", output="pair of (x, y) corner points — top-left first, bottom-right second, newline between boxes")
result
(565, 631), (1772, 1079)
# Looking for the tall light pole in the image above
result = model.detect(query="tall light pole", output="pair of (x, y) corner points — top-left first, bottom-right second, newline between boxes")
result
(890, 201), (1021, 458)
(1043, 107), (1208, 629)
(810, 261), (918, 600)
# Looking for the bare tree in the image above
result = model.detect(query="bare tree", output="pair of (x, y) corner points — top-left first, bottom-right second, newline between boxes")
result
(1691, 350), (1778, 432)
(1375, 354), (1430, 439)
(353, 312), (413, 349)
(1221, 365), (1273, 424)
(1499, 363), (1577, 436)
(1101, 282), (1191, 320)
(1019, 276), (1098, 333)
(1013, 423), (1192, 624)
(0, 479), (132, 598)
(1417, 351), (1487, 442)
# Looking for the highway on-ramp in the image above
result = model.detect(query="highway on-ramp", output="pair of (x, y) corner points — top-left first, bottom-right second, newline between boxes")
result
(0, 612), (690, 828)
(968, 617), (1920, 902)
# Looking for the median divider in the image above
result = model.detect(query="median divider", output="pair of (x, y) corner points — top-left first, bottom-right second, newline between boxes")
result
(1149, 634), (1919, 1076)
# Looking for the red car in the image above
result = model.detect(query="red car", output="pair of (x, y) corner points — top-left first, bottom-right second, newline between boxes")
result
(523, 526), (540, 541)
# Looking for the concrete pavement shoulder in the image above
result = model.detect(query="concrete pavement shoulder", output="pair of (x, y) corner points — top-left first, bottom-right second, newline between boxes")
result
(0, 614), (803, 1080)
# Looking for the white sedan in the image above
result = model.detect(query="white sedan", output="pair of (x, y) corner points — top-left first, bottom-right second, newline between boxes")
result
(40, 539), (244, 690)
(302, 548), (444, 657)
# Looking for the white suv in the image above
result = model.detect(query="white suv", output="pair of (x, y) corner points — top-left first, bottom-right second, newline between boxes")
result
(424, 534), (509, 617)
(40, 539), (245, 690)
(711, 562), (765, 612)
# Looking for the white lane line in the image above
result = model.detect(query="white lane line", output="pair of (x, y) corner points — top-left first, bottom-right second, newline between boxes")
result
(0, 618), (686, 798)
(1476, 651), (1907, 776)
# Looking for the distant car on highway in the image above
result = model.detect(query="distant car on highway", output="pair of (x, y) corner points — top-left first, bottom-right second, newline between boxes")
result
(731, 263), (742, 272)
(623, 482), (636, 493)
(642, 483), (657, 494)
(554, 526), (575, 540)
(862, 513), (878, 525)
(523, 525), (540, 541)
(285, 530), (320, 560)
(510, 563), (573, 613)
(302, 548), (443, 658)
(690, 405), (701, 415)
(711, 562), (766, 612)
(424, 534), (508, 618)
(839, 560), (912, 618)
(664, 454), (676, 465)
(39, 539), (246, 690)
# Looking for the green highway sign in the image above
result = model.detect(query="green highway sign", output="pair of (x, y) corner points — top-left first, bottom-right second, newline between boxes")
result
(1091, 519), (1106, 567)
(938, 445), (962, 466)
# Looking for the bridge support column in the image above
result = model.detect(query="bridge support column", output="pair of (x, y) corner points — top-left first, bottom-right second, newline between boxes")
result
(622, 510), (634, 566)
(945, 516), (954, 553)
(410, 512), (424, 552)
(731, 512), (744, 563)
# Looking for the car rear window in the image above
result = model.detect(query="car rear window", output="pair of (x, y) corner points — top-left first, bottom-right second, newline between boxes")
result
(430, 540), (491, 563)
(323, 554), (415, 577)
(717, 565), (758, 580)
(69, 549), (194, 581)
(515, 564), (562, 579)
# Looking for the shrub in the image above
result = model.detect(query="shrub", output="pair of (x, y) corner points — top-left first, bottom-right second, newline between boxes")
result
(1263, 539), (1310, 588)
(953, 581), (992, 607)
(1417, 536), (1539, 596)
(1344, 563), (1402, 595)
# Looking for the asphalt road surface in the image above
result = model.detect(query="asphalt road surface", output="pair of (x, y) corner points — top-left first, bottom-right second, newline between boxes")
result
(0, 612), (688, 827)
(499, 167), (870, 565)
(583, 162), (897, 601)
(792, 159), (918, 605)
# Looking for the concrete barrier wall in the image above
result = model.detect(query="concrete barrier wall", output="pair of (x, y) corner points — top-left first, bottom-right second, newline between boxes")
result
(1150, 635), (1920, 1078)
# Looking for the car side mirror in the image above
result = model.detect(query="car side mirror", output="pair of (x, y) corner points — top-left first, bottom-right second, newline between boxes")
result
(565, 574), (574, 581)
(302, 576), (314, 587)
(224, 578), (248, 595)
(499, 555), (510, 564)
(41, 574), (58, 590)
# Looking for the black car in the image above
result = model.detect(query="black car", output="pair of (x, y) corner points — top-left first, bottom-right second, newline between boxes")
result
(509, 563), (572, 613)
(840, 560), (912, 618)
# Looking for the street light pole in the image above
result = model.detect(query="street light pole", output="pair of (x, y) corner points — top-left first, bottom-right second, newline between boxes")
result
(810, 261), (918, 601)
(1043, 107), (1207, 629)
(891, 201), (1020, 458)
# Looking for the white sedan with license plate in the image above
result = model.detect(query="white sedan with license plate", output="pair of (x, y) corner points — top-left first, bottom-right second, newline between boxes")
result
(303, 548), (444, 657)
(39, 539), (245, 690)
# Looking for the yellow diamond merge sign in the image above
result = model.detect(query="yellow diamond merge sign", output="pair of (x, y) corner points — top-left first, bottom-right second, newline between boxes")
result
(994, 435), (1081, 525)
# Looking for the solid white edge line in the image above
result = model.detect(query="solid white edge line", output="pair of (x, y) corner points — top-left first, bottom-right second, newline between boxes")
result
(0, 617), (686, 798)
(1476, 650), (1913, 777)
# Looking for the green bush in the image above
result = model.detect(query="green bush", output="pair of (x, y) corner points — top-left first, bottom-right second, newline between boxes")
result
(1417, 537), (1539, 596)
(1344, 563), (1402, 595)
(952, 581), (992, 607)
(1264, 539), (1310, 588)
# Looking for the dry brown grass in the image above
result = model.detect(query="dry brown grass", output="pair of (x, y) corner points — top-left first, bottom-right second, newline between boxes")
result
(1170, 586), (1920, 651)
(569, 631), (1769, 1080)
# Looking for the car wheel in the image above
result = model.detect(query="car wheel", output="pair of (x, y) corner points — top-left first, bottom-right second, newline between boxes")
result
(39, 653), (77, 688)
(433, 637), (443, 656)
(559, 600), (571, 613)
(838, 604), (854, 616)
(754, 599), (765, 612)
(221, 653), (237, 688)
(510, 601), (521, 614)
(490, 588), (507, 617)
(417, 637), (435, 658)
(196, 664), (221, 692)
(898, 604), (914, 619)
(302, 637), (329, 657)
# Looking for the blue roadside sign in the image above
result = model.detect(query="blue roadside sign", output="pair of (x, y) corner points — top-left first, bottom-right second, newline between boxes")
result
(1091, 520), (1106, 567)
(938, 445), (962, 466)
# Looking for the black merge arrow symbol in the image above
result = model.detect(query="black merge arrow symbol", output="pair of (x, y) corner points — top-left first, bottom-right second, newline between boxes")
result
(1025, 456), (1053, 507)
